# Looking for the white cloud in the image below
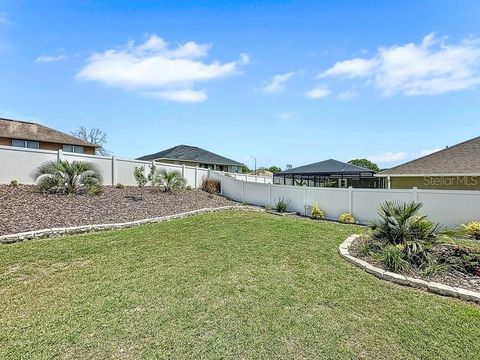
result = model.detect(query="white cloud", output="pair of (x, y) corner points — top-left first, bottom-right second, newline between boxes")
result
(336, 90), (357, 100)
(418, 148), (442, 157)
(144, 89), (207, 103)
(368, 152), (407, 163)
(35, 55), (67, 63)
(261, 71), (295, 94)
(305, 86), (331, 99)
(77, 35), (248, 103)
(319, 58), (377, 78)
(320, 33), (480, 96)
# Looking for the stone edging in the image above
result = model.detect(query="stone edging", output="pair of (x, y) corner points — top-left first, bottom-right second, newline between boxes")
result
(339, 235), (480, 304)
(0, 206), (264, 245)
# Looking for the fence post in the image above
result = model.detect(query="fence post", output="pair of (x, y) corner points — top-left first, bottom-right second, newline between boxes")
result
(112, 156), (117, 186)
(182, 164), (186, 179)
(412, 187), (418, 203)
(195, 166), (198, 188)
(242, 180), (245, 203)
(348, 186), (353, 213)
(303, 185), (307, 215)
(268, 183), (272, 207)
(57, 149), (63, 161)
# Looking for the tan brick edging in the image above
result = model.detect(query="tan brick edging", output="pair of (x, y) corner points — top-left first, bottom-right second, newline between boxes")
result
(339, 235), (480, 304)
(0, 206), (264, 244)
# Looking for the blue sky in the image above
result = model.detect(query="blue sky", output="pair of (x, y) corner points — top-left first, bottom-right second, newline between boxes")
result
(1, 1), (480, 170)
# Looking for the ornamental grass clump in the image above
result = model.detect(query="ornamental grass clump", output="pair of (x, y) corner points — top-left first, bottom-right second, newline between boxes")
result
(33, 160), (102, 195)
(275, 197), (290, 213)
(339, 212), (355, 224)
(461, 221), (480, 240)
(201, 177), (221, 194)
(151, 169), (186, 193)
(310, 202), (324, 219)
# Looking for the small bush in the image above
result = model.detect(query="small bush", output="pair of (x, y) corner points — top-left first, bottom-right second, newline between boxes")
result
(133, 167), (147, 188)
(381, 245), (410, 273)
(339, 212), (355, 224)
(275, 197), (289, 213)
(88, 184), (104, 196)
(186, 185), (192, 191)
(115, 183), (125, 189)
(310, 202), (324, 219)
(9, 179), (18, 187)
(202, 177), (221, 194)
(461, 221), (480, 240)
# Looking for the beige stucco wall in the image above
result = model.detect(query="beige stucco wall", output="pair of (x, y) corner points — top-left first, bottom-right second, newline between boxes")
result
(390, 176), (480, 190)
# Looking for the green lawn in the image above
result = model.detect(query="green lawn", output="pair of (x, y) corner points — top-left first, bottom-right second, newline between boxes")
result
(1, 211), (479, 359)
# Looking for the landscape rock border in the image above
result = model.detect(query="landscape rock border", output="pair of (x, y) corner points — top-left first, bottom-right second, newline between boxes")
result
(0, 206), (264, 245)
(339, 234), (480, 305)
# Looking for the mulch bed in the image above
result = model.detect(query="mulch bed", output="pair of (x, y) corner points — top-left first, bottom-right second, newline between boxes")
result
(350, 236), (480, 293)
(0, 185), (239, 236)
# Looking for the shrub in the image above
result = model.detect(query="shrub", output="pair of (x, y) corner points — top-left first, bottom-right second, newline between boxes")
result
(310, 202), (324, 219)
(186, 185), (192, 191)
(339, 212), (355, 224)
(33, 160), (102, 195)
(9, 179), (18, 187)
(151, 169), (186, 192)
(381, 245), (410, 273)
(275, 197), (289, 213)
(371, 201), (441, 245)
(461, 221), (480, 240)
(115, 183), (125, 189)
(434, 244), (480, 276)
(133, 167), (147, 188)
(201, 177), (221, 194)
(88, 184), (104, 195)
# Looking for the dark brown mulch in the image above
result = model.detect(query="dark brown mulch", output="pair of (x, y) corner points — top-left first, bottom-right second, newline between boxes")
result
(350, 236), (480, 293)
(0, 185), (240, 236)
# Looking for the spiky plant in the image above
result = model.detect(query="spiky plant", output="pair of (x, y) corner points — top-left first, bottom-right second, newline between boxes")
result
(151, 169), (186, 192)
(32, 160), (102, 195)
(370, 201), (442, 245)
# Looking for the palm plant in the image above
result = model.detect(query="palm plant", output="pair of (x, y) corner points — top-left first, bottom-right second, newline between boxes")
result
(151, 169), (186, 192)
(371, 201), (442, 245)
(33, 160), (102, 195)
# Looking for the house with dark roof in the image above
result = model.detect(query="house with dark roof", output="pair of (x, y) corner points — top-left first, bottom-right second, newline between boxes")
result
(137, 145), (244, 173)
(274, 159), (379, 188)
(377, 136), (480, 190)
(0, 118), (98, 154)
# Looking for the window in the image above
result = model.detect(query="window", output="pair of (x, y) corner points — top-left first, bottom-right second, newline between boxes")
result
(12, 139), (39, 149)
(63, 144), (84, 153)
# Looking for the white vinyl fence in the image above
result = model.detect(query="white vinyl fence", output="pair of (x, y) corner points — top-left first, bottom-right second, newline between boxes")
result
(211, 172), (480, 227)
(0, 145), (271, 188)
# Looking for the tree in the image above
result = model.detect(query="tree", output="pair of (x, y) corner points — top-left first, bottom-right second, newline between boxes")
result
(33, 160), (103, 195)
(267, 166), (282, 174)
(71, 127), (109, 155)
(285, 164), (293, 170)
(348, 158), (380, 172)
(241, 165), (251, 174)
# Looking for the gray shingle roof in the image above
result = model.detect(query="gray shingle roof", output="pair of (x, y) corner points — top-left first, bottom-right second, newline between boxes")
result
(378, 136), (480, 176)
(276, 159), (375, 175)
(137, 145), (243, 166)
(0, 118), (98, 147)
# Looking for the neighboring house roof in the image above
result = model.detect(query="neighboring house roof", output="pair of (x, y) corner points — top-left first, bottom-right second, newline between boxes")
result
(378, 136), (480, 176)
(250, 169), (274, 177)
(137, 145), (244, 166)
(0, 118), (98, 147)
(276, 159), (375, 175)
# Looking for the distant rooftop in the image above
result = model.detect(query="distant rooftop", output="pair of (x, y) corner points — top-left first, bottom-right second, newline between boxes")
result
(276, 159), (375, 175)
(137, 145), (243, 166)
(378, 136), (480, 176)
(0, 117), (98, 147)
